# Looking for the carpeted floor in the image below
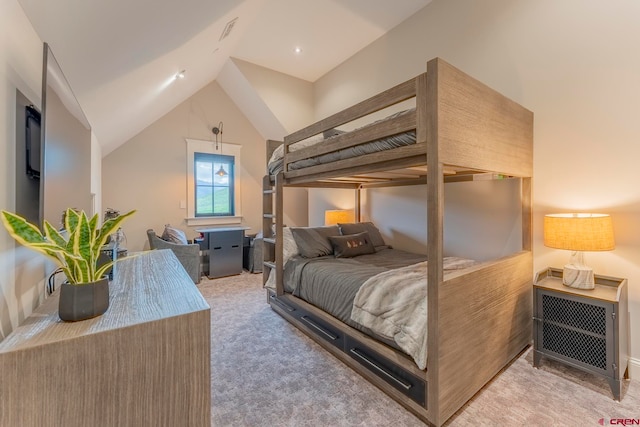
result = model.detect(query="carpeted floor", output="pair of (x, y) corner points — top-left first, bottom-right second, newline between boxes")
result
(198, 272), (639, 426)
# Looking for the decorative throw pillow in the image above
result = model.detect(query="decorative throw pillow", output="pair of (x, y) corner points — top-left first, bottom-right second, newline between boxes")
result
(329, 231), (376, 258)
(338, 222), (385, 247)
(162, 224), (188, 245)
(290, 225), (341, 258)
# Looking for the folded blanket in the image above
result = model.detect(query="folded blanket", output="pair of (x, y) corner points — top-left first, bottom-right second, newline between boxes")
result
(350, 257), (475, 370)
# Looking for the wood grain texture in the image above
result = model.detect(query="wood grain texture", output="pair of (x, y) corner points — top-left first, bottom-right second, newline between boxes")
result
(285, 112), (416, 164)
(0, 250), (211, 427)
(264, 57), (534, 427)
(284, 78), (417, 145)
(436, 252), (533, 422)
(434, 58), (533, 177)
(284, 144), (428, 183)
(534, 268), (625, 304)
(425, 58), (444, 426)
(522, 177), (532, 251)
(262, 174), (274, 287)
(275, 173), (284, 295)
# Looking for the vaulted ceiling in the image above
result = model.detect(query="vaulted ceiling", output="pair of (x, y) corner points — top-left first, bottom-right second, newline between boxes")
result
(18, 0), (431, 155)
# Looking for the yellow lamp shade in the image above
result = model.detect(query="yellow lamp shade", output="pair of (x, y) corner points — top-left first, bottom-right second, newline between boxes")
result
(543, 213), (615, 252)
(324, 209), (355, 226)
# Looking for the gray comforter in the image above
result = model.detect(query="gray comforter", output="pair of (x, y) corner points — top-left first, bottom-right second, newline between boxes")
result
(283, 247), (427, 334)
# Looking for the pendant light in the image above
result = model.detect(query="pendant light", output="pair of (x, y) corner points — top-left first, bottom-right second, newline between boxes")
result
(212, 122), (227, 176)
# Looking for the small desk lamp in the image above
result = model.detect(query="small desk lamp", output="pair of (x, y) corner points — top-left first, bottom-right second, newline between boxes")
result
(324, 209), (355, 226)
(543, 213), (615, 289)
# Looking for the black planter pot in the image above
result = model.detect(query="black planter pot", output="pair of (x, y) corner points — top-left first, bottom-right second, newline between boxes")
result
(58, 277), (110, 322)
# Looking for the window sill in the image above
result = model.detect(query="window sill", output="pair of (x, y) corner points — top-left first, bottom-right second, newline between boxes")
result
(185, 216), (243, 227)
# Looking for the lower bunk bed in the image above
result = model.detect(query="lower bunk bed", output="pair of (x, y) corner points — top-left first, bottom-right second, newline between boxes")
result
(265, 223), (532, 425)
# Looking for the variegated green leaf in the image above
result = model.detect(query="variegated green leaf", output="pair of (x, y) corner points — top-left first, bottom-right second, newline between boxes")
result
(3, 208), (134, 284)
(64, 208), (80, 234)
(77, 212), (92, 265)
(43, 221), (67, 248)
(95, 262), (113, 280)
(1, 210), (45, 245)
(94, 210), (136, 251)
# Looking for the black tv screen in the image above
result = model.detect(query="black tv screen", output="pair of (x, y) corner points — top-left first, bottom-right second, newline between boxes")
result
(25, 104), (41, 179)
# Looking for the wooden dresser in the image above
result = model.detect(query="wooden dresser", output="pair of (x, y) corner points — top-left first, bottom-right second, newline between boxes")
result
(0, 249), (211, 427)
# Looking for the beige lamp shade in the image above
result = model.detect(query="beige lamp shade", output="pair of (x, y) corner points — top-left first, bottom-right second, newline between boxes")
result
(543, 213), (615, 251)
(324, 209), (355, 226)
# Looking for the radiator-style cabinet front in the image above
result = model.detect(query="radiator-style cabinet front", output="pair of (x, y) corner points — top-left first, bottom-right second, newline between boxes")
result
(533, 268), (628, 401)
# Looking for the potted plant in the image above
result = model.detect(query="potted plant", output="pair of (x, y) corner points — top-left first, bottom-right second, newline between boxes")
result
(1, 207), (135, 321)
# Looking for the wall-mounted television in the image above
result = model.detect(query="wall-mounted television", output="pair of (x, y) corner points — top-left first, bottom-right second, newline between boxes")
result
(39, 42), (93, 228)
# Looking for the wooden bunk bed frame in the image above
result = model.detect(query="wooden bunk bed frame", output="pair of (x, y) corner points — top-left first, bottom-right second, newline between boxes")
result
(262, 58), (533, 426)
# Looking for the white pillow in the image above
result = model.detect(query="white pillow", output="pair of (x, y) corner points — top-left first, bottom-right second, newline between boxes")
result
(265, 227), (297, 289)
(162, 225), (188, 245)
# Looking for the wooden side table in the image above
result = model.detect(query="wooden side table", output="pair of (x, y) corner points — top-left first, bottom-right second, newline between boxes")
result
(533, 267), (629, 400)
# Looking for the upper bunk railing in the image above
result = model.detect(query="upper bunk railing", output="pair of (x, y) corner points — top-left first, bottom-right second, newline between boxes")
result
(277, 57), (533, 185)
(284, 77), (419, 146)
(281, 76), (424, 183)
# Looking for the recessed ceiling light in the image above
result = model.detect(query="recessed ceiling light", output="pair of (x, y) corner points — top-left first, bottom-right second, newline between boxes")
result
(175, 70), (186, 80)
(294, 47), (302, 54)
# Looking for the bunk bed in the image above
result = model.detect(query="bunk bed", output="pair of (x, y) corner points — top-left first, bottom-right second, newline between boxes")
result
(262, 58), (533, 426)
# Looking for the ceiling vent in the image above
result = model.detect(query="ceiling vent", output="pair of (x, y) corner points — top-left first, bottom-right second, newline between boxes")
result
(219, 17), (238, 42)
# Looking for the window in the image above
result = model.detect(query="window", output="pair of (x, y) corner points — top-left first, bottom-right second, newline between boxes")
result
(194, 153), (234, 217)
(186, 138), (242, 226)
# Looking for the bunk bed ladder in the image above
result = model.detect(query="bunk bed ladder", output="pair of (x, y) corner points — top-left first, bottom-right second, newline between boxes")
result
(262, 174), (284, 295)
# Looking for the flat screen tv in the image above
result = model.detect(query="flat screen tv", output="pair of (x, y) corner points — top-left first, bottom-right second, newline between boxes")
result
(40, 42), (93, 228)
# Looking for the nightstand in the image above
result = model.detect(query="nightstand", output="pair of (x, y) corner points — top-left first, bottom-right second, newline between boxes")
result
(533, 268), (629, 400)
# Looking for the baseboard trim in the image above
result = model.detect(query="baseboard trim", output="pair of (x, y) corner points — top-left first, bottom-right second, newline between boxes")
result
(628, 357), (640, 379)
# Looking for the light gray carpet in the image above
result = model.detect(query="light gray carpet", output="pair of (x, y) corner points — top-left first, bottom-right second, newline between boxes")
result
(199, 272), (639, 426)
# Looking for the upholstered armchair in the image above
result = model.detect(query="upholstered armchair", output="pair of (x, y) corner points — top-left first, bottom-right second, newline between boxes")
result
(243, 232), (263, 273)
(147, 229), (201, 283)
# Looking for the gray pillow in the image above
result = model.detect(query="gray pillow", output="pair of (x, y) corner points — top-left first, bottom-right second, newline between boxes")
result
(290, 225), (341, 258)
(338, 222), (385, 247)
(162, 224), (188, 245)
(329, 231), (375, 258)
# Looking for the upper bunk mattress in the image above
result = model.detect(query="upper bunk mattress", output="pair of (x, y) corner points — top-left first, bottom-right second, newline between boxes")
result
(268, 109), (416, 175)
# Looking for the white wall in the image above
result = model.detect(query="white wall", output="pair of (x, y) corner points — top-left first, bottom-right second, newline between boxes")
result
(102, 80), (268, 251)
(230, 59), (314, 227)
(233, 58), (315, 135)
(0, 0), (45, 340)
(91, 132), (102, 217)
(0, 0), (104, 341)
(0, 0), (44, 340)
(312, 0), (640, 370)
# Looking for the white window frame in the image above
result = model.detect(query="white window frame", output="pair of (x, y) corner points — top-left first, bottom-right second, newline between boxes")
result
(185, 138), (242, 226)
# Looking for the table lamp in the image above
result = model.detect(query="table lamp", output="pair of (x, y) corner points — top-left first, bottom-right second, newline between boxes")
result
(543, 213), (615, 289)
(324, 209), (355, 226)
